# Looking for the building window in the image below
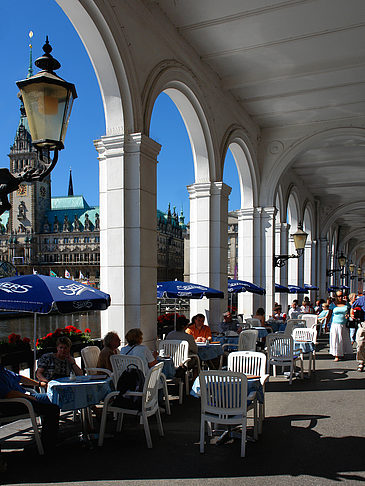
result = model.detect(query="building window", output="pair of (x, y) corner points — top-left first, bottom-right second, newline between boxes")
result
(44, 238), (49, 244)
(64, 238), (69, 244)
(74, 237), (79, 243)
(84, 237), (90, 243)
(95, 236), (100, 243)
(53, 238), (58, 244)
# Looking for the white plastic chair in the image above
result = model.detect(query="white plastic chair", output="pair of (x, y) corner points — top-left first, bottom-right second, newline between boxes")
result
(266, 335), (303, 384)
(298, 314), (318, 328)
(0, 397), (44, 455)
(159, 340), (199, 403)
(238, 329), (258, 351)
(98, 362), (164, 449)
(283, 320), (307, 337)
(81, 346), (112, 377)
(110, 354), (171, 415)
(292, 327), (317, 377)
(199, 371), (256, 457)
(227, 351), (269, 434)
(244, 318), (262, 328)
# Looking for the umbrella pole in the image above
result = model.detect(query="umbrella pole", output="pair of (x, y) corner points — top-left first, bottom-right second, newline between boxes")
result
(33, 313), (37, 379)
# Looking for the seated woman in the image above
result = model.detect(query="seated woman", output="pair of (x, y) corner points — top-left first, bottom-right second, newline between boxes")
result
(186, 314), (212, 342)
(252, 308), (266, 327)
(36, 336), (83, 383)
(120, 328), (157, 373)
(97, 331), (121, 371)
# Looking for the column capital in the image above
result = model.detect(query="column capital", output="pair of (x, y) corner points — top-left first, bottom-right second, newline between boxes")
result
(236, 207), (259, 220)
(94, 133), (161, 160)
(187, 181), (232, 198)
(261, 206), (278, 219)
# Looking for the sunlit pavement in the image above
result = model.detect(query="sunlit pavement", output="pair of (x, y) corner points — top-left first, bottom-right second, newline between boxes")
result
(1, 334), (364, 486)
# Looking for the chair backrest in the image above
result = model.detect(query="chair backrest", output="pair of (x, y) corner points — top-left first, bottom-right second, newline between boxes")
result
(110, 354), (145, 387)
(267, 335), (293, 360)
(81, 346), (100, 369)
(199, 370), (248, 415)
(227, 351), (266, 378)
(298, 314), (318, 328)
(283, 320), (307, 337)
(245, 318), (261, 328)
(159, 340), (189, 368)
(238, 329), (258, 351)
(292, 327), (317, 344)
(143, 362), (164, 413)
(237, 315), (244, 324)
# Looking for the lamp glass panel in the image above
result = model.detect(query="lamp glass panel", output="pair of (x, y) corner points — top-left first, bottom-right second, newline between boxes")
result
(292, 231), (308, 250)
(338, 255), (346, 267)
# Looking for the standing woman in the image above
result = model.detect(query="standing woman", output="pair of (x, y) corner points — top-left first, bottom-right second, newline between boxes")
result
(330, 292), (353, 362)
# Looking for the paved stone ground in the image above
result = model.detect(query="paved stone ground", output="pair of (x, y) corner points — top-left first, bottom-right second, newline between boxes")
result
(0, 334), (364, 486)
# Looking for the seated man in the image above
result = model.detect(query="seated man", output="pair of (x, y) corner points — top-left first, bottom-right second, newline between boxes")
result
(288, 300), (301, 319)
(218, 311), (239, 334)
(165, 316), (198, 354)
(0, 366), (60, 451)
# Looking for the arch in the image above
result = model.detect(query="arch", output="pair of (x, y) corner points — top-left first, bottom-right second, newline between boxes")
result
(56, 0), (138, 133)
(221, 126), (259, 208)
(303, 200), (315, 241)
(321, 201), (365, 238)
(338, 228), (365, 250)
(260, 127), (365, 206)
(275, 185), (285, 223)
(286, 186), (300, 227)
(143, 61), (217, 182)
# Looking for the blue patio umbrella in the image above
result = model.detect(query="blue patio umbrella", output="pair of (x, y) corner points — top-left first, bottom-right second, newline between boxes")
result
(0, 274), (111, 373)
(157, 280), (224, 330)
(275, 283), (290, 293)
(157, 280), (224, 299)
(328, 285), (349, 292)
(304, 284), (319, 291)
(228, 279), (265, 295)
(287, 285), (308, 294)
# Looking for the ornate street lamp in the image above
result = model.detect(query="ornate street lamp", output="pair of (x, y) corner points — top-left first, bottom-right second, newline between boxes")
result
(327, 252), (347, 277)
(0, 37), (77, 215)
(273, 222), (308, 267)
(349, 262), (356, 280)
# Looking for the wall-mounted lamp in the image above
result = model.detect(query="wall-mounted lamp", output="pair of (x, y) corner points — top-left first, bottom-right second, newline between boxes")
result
(326, 252), (347, 277)
(273, 222), (308, 268)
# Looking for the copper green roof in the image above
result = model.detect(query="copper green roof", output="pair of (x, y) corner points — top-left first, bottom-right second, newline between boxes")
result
(51, 196), (91, 210)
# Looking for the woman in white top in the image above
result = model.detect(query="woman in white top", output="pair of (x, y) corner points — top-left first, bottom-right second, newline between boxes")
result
(120, 328), (158, 373)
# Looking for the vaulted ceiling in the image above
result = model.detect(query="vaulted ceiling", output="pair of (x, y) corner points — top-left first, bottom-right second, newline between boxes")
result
(154, 0), (365, 260)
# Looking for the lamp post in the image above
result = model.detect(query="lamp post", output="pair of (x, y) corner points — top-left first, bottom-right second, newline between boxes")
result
(0, 37), (77, 216)
(273, 222), (308, 267)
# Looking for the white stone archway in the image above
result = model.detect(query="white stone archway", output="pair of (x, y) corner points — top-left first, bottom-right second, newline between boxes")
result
(221, 127), (259, 317)
(143, 63), (229, 327)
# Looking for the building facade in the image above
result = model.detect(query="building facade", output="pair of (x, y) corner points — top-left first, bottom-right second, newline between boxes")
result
(0, 102), (186, 284)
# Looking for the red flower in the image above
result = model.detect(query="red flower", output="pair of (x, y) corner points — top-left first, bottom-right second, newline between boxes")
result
(84, 328), (91, 333)
(22, 337), (30, 344)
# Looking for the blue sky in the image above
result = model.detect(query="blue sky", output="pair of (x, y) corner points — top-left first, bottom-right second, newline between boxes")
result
(0, 0), (240, 218)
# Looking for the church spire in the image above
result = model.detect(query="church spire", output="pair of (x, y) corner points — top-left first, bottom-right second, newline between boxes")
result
(68, 168), (74, 196)
(27, 31), (33, 79)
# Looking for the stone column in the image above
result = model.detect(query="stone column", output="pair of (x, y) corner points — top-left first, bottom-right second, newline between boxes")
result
(260, 207), (277, 316)
(188, 182), (231, 331)
(236, 207), (258, 318)
(319, 238), (328, 298)
(279, 222), (289, 309)
(94, 133), (161, 349)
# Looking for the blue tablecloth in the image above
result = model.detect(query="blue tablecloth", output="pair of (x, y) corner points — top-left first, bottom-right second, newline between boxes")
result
(252, 327), (269, 339)
(157, 357), (176, 379)
(294, 341), (315, 354)
(190, 375), (264, 404)
(197, 343), (224, 361)
(47, 376), (113, 411)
